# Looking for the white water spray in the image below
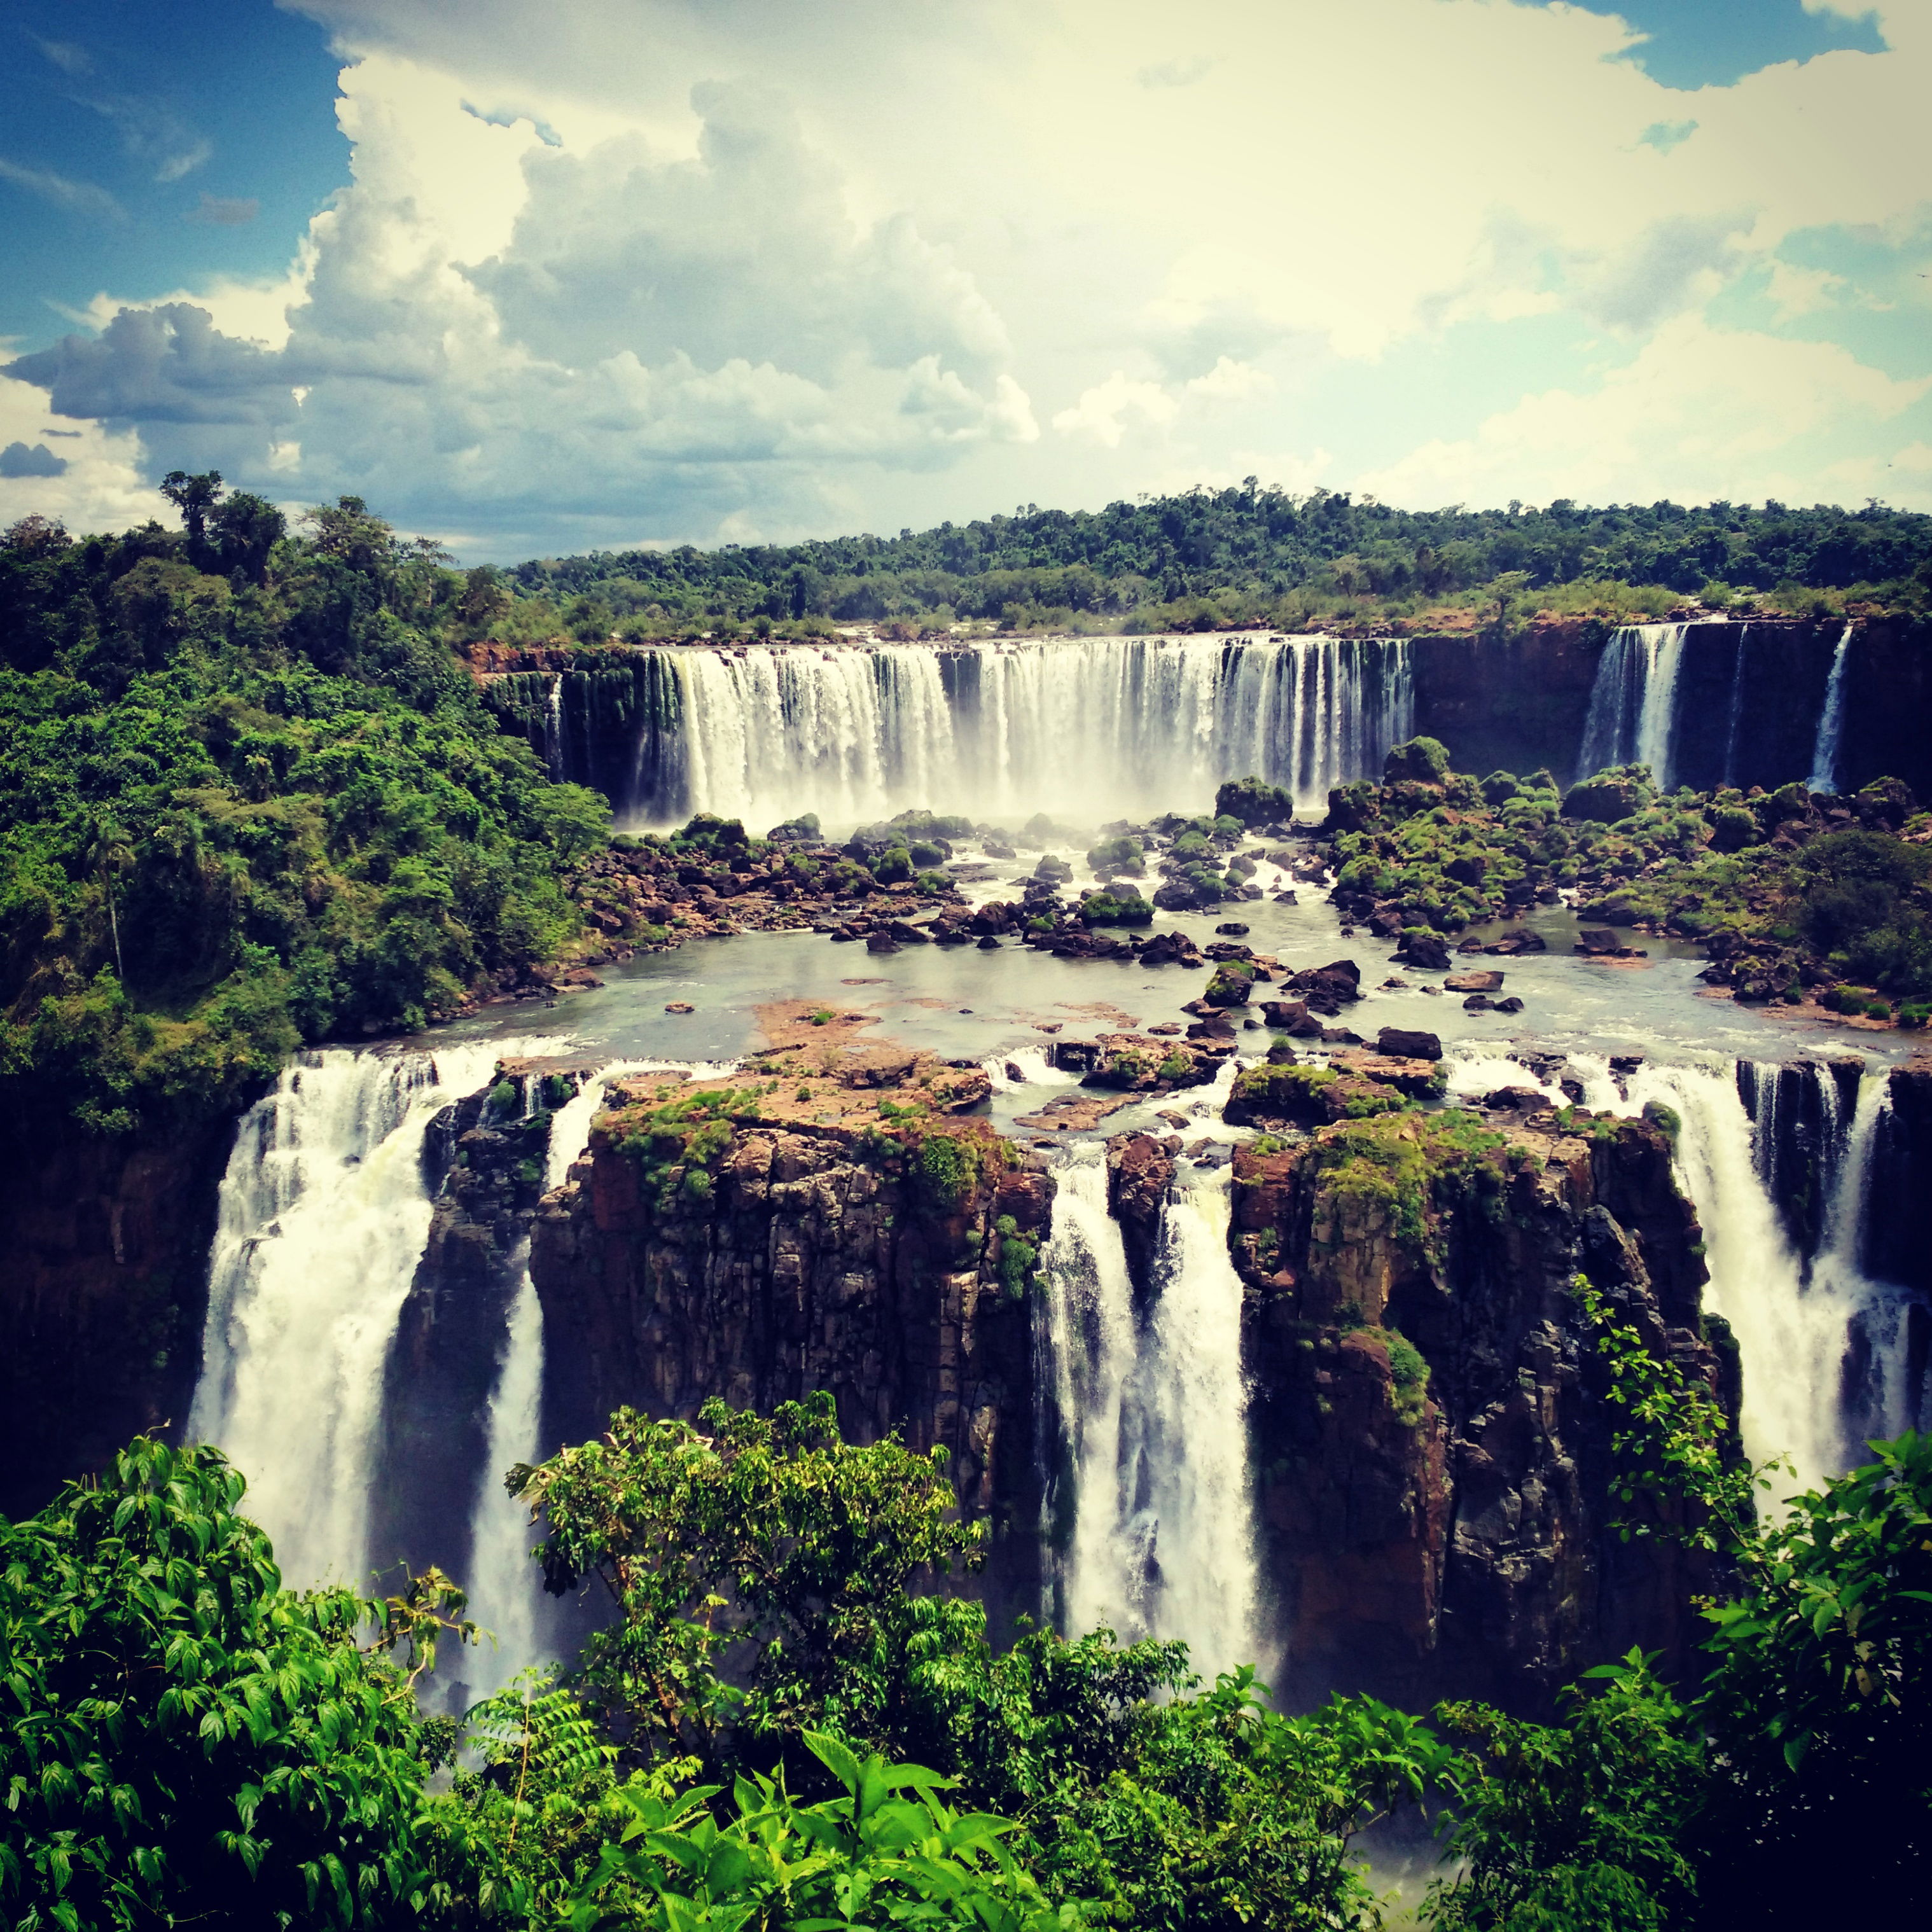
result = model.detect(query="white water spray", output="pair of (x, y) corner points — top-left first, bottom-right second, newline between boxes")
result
(1806, 622), (1854, 795)
(1578, 623), (1690, 787)
(550, 632), (1409, 828)
(189, 1042), (509, 1586)
(1041, 1146), (1258, 1678)
(459, 1056), (740, 1697)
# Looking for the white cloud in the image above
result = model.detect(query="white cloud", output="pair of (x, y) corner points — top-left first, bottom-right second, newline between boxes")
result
(0, 373), (164, 532)
(1053, 373), (1178, 446)
(0, 0), (1926, 550)
(1354, 316), (1932, 509)
(0, 158), (123, 221)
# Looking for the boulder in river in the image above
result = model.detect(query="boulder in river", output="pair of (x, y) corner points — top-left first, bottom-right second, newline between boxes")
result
(1396, 929), (1452, 970)
(1375, 1026), (1442, 1061)
(1445, 969), (1506, 993)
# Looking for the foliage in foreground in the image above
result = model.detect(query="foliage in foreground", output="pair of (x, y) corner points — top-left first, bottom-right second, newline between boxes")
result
(4, 1348), (1929, 1930)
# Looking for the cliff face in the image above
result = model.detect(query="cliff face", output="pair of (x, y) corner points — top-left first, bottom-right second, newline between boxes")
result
(369, 1062), (590, 1581)
(1407, 617), (1926, 796)
(529, 1042), (1046, 1611)
(1870, 1057), (1932, 1299)
(0, 1105), (238, 1518)
(1230, 1103), (1732, 1711)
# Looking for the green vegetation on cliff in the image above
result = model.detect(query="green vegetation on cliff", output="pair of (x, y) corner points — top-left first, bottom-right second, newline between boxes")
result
(0, 497), (609, 1131)
(493, 487), (1932, 641)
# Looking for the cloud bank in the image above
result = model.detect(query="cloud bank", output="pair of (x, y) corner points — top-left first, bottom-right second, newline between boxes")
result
(5, 0), (1931, 555)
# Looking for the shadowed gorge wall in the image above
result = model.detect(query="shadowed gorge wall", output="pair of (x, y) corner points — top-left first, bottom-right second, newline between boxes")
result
(1229, 1106), (1732, 1711)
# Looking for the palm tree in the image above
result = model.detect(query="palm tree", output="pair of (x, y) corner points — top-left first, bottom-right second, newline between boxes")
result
(82, 814), (133, 983)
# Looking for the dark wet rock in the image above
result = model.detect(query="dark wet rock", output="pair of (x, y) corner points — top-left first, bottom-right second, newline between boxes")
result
(1397, 930), (1453, 970)
(1107, 1132), (1176, 1298)
(1230, 1107), (1732, 1711)
(1376, 1027), (1443, 1061)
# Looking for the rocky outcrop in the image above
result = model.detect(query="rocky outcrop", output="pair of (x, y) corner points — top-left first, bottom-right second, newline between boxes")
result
(1106, 1132), (1176, 1302)
(0, 1104), (239, 1518)
(528, 1045), (1049, 1612)
(368, 1062), (591, 1580)
(1230, 1103), (1732, 1712)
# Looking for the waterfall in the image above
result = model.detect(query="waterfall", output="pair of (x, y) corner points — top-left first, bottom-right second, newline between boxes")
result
(1577, 623), (1690, 786)
(1720, 625), (1748, 788)
(189, 1042), (508, 1587)
(1807, 622), (1855, 795)
(509, 633), (1410, 830)
(462, 1272), (546, 1699)
(459, 1059), (722, 1699)
(1622, 1062), (1841, 1493)
(1039, 1146), (1258, 1678)
(1442, 1048), (1915, 1496)
(543, 676), (566, 780)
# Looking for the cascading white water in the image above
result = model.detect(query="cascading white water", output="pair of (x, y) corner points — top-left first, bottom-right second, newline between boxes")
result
(543, 676), (566, 781)
(1444, 1045), (1905, 1498)
(463, 1271), (546, 1700)
(1620, 1061), (1842, 1492)
(608, 632), (1409, 828)
(189, 1042), (508, 1587)
(1040, 1146), (1258, 1678)
(1720, 624), (1748, 788)
(1577, 623), (1690, 787)
(1806, 622), (1855, 795)
(1039, 1146), (1142, 1640)
(459, 1057), (730, 1698)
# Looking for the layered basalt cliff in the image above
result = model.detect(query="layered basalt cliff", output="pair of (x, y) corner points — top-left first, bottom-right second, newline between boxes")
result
(369, 1062), (590, 1580)
(1391, 616), (1930, 796)
(1229, 1101), (1734, 1711)
(528, 1024), (1046, 1605)
(0, 1107), (236, 1518)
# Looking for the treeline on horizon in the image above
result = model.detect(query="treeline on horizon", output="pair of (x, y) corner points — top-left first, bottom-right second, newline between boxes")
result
(495, 484), (1932, 644)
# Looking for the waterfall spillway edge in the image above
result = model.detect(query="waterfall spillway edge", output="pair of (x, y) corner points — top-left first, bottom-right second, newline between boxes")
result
(188, 1043), (509, 1588)
(498, 632), (1412, 829)
(1040, 1146), (1259, 1679)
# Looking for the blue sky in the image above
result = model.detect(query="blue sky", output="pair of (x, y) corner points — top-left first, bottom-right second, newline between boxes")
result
(0, 1), (346, 344)
(2, 0), (1929, 558)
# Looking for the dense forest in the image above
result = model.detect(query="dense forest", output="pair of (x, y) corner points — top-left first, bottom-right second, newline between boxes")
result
(0, 492), (608, 1136)
(4, 1359), (1928, 1930)
(496, 487), (1932, 643)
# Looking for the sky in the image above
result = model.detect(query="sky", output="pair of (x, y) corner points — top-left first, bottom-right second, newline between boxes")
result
(1, 0), (1928, 560)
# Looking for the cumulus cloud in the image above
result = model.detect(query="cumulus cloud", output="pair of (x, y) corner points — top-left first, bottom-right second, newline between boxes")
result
(4, 0), (1929, 548)
(2, 53), (1038, 546)
(0, 442), (67, 479)
(0, 374), (164, 532)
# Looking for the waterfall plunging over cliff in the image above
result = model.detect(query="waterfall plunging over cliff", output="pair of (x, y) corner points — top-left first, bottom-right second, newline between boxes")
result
(1577, 623), (1691, 786)
(189, 1043), (506, 1587)
(1442, 1048), (1924, 1494)
(1807, 622), (1856, 794)
(497, 632), (1411, 830)
(1040, 1147), (1258, 1676)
